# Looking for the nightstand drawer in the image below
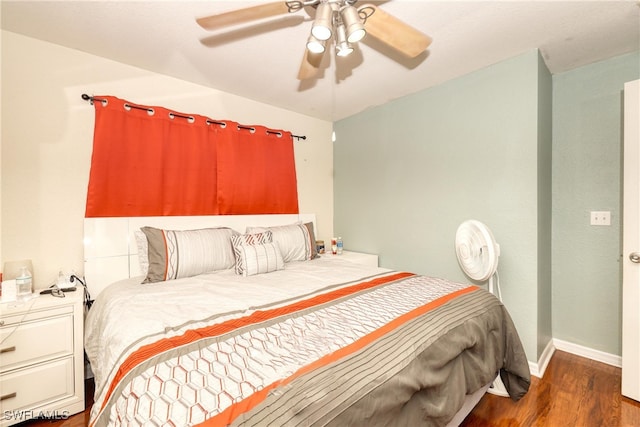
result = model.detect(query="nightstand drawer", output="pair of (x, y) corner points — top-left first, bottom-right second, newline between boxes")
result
(0, 294), (84, 426)
(0, 314), (73, 372)
(0, 356), (74, 413)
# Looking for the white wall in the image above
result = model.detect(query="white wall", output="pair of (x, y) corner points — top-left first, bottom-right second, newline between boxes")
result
(1, 31), (334, 289)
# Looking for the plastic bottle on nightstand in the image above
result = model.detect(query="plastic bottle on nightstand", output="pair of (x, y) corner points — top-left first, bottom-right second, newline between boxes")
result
(337, 237), (343, 255)
(16, 266), (33, 299)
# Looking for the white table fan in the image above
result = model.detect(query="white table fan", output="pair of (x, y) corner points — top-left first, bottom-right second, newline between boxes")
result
(455, 219), (509, 397)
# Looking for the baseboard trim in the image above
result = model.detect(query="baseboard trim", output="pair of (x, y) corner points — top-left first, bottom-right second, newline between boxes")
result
(526, 338), (620, 378)
(552, 338), (621, 368)
(528, 339), (555, 378)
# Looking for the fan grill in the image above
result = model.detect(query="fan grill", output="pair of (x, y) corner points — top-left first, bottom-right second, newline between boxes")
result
(455, 220), (499, 283)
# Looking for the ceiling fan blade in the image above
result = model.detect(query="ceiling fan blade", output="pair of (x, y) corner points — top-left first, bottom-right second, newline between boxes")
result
(297, 48), (326, 80)
(361, 4), (432, 58)
(196, 2), (291, 31)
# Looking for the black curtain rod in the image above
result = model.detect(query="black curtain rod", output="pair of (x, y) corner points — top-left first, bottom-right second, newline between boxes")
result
(81, 94), (306, 141)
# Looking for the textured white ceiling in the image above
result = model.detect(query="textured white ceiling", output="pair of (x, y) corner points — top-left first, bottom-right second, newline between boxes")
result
(2, 1), (639, 121)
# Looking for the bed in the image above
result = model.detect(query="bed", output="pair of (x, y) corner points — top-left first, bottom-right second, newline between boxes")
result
(83, 214), (530, 427)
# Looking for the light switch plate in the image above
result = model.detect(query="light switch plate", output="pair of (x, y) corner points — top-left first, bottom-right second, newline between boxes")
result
(590, 211), (611, 226)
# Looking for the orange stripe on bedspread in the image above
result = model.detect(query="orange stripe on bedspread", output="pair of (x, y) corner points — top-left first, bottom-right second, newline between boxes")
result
(200, 284), (480, 427)
(99, 271), (414, 416)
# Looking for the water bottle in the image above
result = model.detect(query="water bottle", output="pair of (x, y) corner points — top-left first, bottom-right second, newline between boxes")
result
(16, 266), (33, 298)
(337, 237), (343, 255)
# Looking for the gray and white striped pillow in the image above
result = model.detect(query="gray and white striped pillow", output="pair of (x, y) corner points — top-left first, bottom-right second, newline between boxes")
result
(235, 242), (284, 276)
(245, 222), (318, 263)
(141, 226), (237, 283)
(231, 230), (273, 275)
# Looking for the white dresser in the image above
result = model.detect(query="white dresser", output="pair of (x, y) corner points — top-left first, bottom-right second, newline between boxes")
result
(0, 291), (84, 425)
(322, 250), (379, 267)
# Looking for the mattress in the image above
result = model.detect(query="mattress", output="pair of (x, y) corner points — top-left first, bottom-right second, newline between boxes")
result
(84, 255), (530, 426)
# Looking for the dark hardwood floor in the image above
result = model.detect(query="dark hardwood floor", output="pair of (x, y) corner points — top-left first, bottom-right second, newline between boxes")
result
(461, 350), (640, 426)
(21, 350), (640, 426)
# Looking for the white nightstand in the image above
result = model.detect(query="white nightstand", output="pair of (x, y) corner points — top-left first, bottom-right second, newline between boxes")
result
(0, 290), (85, 426)
(322, 250), (379, 267)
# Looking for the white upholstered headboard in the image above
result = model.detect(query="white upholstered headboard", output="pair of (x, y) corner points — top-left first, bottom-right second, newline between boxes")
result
(83, 214), (317, 299)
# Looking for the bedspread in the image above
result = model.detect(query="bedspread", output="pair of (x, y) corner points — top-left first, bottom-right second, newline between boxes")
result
(88, 272), (529, 426)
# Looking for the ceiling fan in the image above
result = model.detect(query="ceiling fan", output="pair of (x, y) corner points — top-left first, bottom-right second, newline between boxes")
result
(196, 1), (432, 80)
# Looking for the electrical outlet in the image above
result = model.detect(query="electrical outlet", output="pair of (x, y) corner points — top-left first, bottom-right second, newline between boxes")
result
(590, 211), (611, 226)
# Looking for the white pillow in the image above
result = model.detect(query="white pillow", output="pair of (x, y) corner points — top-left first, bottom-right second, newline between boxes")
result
(245, 222), (318, 263)
(236, 242), (284, 276)
(134, 230), (149, 275)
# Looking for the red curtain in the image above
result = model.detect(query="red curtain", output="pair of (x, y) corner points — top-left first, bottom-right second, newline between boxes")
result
(85, 96), (298, 217)
(217, 125), (299, 214)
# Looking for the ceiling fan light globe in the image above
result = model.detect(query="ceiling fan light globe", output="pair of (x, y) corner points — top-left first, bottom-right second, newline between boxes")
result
(347, 27), (366, 43)
(311, 25), (332, 41)
(336, 42), (353, 57)
(312, 2), (334, 41)
(335, 20), (353, 57)
(341, 5), (366, 43)
(307, 37), (326, 54)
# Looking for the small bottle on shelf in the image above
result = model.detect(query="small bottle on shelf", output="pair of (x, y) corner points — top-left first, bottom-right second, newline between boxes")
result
(331, 237), (337, 254)
(337, 236), (343, 255)
(16, 266), (33, 299)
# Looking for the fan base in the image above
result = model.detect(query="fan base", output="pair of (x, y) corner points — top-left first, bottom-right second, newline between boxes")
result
(487, 374), (510, 397)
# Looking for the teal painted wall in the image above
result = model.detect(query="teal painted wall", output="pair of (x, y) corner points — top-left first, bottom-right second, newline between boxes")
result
(552, 52), (640, 355)
(334, 50), (550, 362)
(537, 53), (553, 358)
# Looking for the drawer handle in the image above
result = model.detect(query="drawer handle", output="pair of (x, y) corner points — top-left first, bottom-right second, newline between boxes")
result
(0, 392), (16, 401)
(0, 346), (16, 354)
